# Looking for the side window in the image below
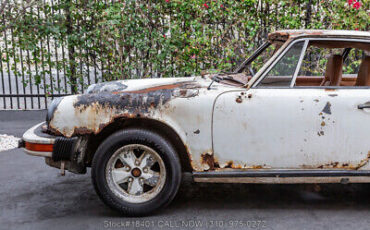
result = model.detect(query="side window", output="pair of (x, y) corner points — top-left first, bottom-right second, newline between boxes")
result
(298, 46), (344, 77)
(257, 41), (304, 87)
(343, 50), (365, 75)
(294, 40), (369, 87)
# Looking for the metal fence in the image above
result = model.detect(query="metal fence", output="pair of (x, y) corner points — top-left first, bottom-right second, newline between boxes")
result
(0, 1), (99, 110)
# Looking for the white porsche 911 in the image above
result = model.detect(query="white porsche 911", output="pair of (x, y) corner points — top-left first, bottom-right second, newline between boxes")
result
(21, 30), (370, 216)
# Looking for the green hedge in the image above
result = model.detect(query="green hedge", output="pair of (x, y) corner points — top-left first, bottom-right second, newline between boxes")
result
(1, 0), (369, 93)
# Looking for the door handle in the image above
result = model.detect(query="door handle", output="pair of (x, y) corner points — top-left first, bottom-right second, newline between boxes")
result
(358, 103), (370, 110)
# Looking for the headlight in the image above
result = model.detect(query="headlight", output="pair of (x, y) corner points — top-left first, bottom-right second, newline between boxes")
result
(46, 97), (63, 125)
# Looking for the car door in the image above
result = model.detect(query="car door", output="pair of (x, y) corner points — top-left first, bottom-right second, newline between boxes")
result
(212, 39), (370, 170)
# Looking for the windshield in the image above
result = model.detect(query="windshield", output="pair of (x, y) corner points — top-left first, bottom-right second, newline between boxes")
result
(234, 42), (281, 75)
(213, 42), (279, 87)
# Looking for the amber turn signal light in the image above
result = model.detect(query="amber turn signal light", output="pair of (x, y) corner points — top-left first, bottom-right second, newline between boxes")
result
(25, 142), (53, 152)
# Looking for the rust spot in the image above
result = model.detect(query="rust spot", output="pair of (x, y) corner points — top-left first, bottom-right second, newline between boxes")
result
(193, 129), (200, 134)
(184, 144), (195, 169)
(321, 121), (326, 127)
(247, 94), (252, 99)
(268, 32), (290, 42)
(317, 152), (370, 170)
(236, 96), (243, 103)
(355, 152), (370, 170)
(73, 127), (93, 135)
(224, 161), (233, 168)
(201, 152), (219, 170)
(179, 89), (187, 97)
(115, 160), (124, 168)
(268, 30), (330, 43)
(314, 99), (319, 102)
(232, 164), (243, 169)
(172, 88), (199, 98)
(253, 165), (263, 169)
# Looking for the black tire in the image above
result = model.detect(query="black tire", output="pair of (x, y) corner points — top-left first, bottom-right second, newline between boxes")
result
(91, 128), (181, 216)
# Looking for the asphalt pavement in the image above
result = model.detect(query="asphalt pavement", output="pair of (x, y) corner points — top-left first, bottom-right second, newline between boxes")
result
(1, 111), (370, 230)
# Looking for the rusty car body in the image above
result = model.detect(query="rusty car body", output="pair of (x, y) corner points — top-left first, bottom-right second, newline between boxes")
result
(21, 30), (370, 215)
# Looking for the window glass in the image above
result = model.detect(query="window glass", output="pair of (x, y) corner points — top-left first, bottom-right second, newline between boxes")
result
(343, 50), (365, 75)
(294, 40), (368, 87)
(299, 46), (344, 77)
(257, 41), (304, 87)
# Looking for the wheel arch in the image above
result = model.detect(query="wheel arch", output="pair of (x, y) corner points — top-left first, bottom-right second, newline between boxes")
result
(85, 118), (193, 172)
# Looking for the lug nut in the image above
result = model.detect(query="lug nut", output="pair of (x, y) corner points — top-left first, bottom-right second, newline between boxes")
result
(143, 168), (148, 173)
(128, 177), (133, 182)
(135, 160), (140, 166)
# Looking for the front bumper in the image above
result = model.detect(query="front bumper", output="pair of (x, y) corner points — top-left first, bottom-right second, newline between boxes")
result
(21, 122), (88, 174)
(21, 122), (55, 158)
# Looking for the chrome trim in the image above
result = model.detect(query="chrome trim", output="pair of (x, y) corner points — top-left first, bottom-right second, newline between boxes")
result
(290, 39), (309, 87)
(22, 122), (55, 145)
(23, 148), (52, 158)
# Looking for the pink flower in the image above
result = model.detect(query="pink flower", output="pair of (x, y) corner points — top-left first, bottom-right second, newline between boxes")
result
(163, 34), (166, 38)
(353, 1), (361, 9)
(355, 28), (359, 31)
(220, 4), (224, 8)
(348, 0), (353, 5)
(204, 3), (209, 9)
(165, 0), (170, 2)
(191, 55), (196, 59)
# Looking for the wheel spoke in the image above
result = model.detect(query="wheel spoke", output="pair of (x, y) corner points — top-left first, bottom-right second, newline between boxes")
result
(118, 149), (137, 168)
(127, 178), (143, 195)
(142, 170), (160, 187)
(139, 152), (156, 168)
(112, 168), (130, 184)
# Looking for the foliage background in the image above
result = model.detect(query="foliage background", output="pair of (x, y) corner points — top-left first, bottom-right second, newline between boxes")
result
(0, 0), (369, 94)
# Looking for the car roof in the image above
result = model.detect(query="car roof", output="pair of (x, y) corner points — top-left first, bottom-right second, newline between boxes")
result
(268, 30), (370, 42)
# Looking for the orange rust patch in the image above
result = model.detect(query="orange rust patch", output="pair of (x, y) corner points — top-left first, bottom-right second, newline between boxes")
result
(317, 152), (370, 170)
(115, 160), (124, 168)
(184, 144), (196, 170)
(201, 152), (219, 170)
(252, 165), (263, 169)
(224, 161), (233, 168)
(131, 168), (142, 177)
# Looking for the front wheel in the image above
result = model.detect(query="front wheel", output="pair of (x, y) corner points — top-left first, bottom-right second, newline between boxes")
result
(91, 129), (181, 216)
